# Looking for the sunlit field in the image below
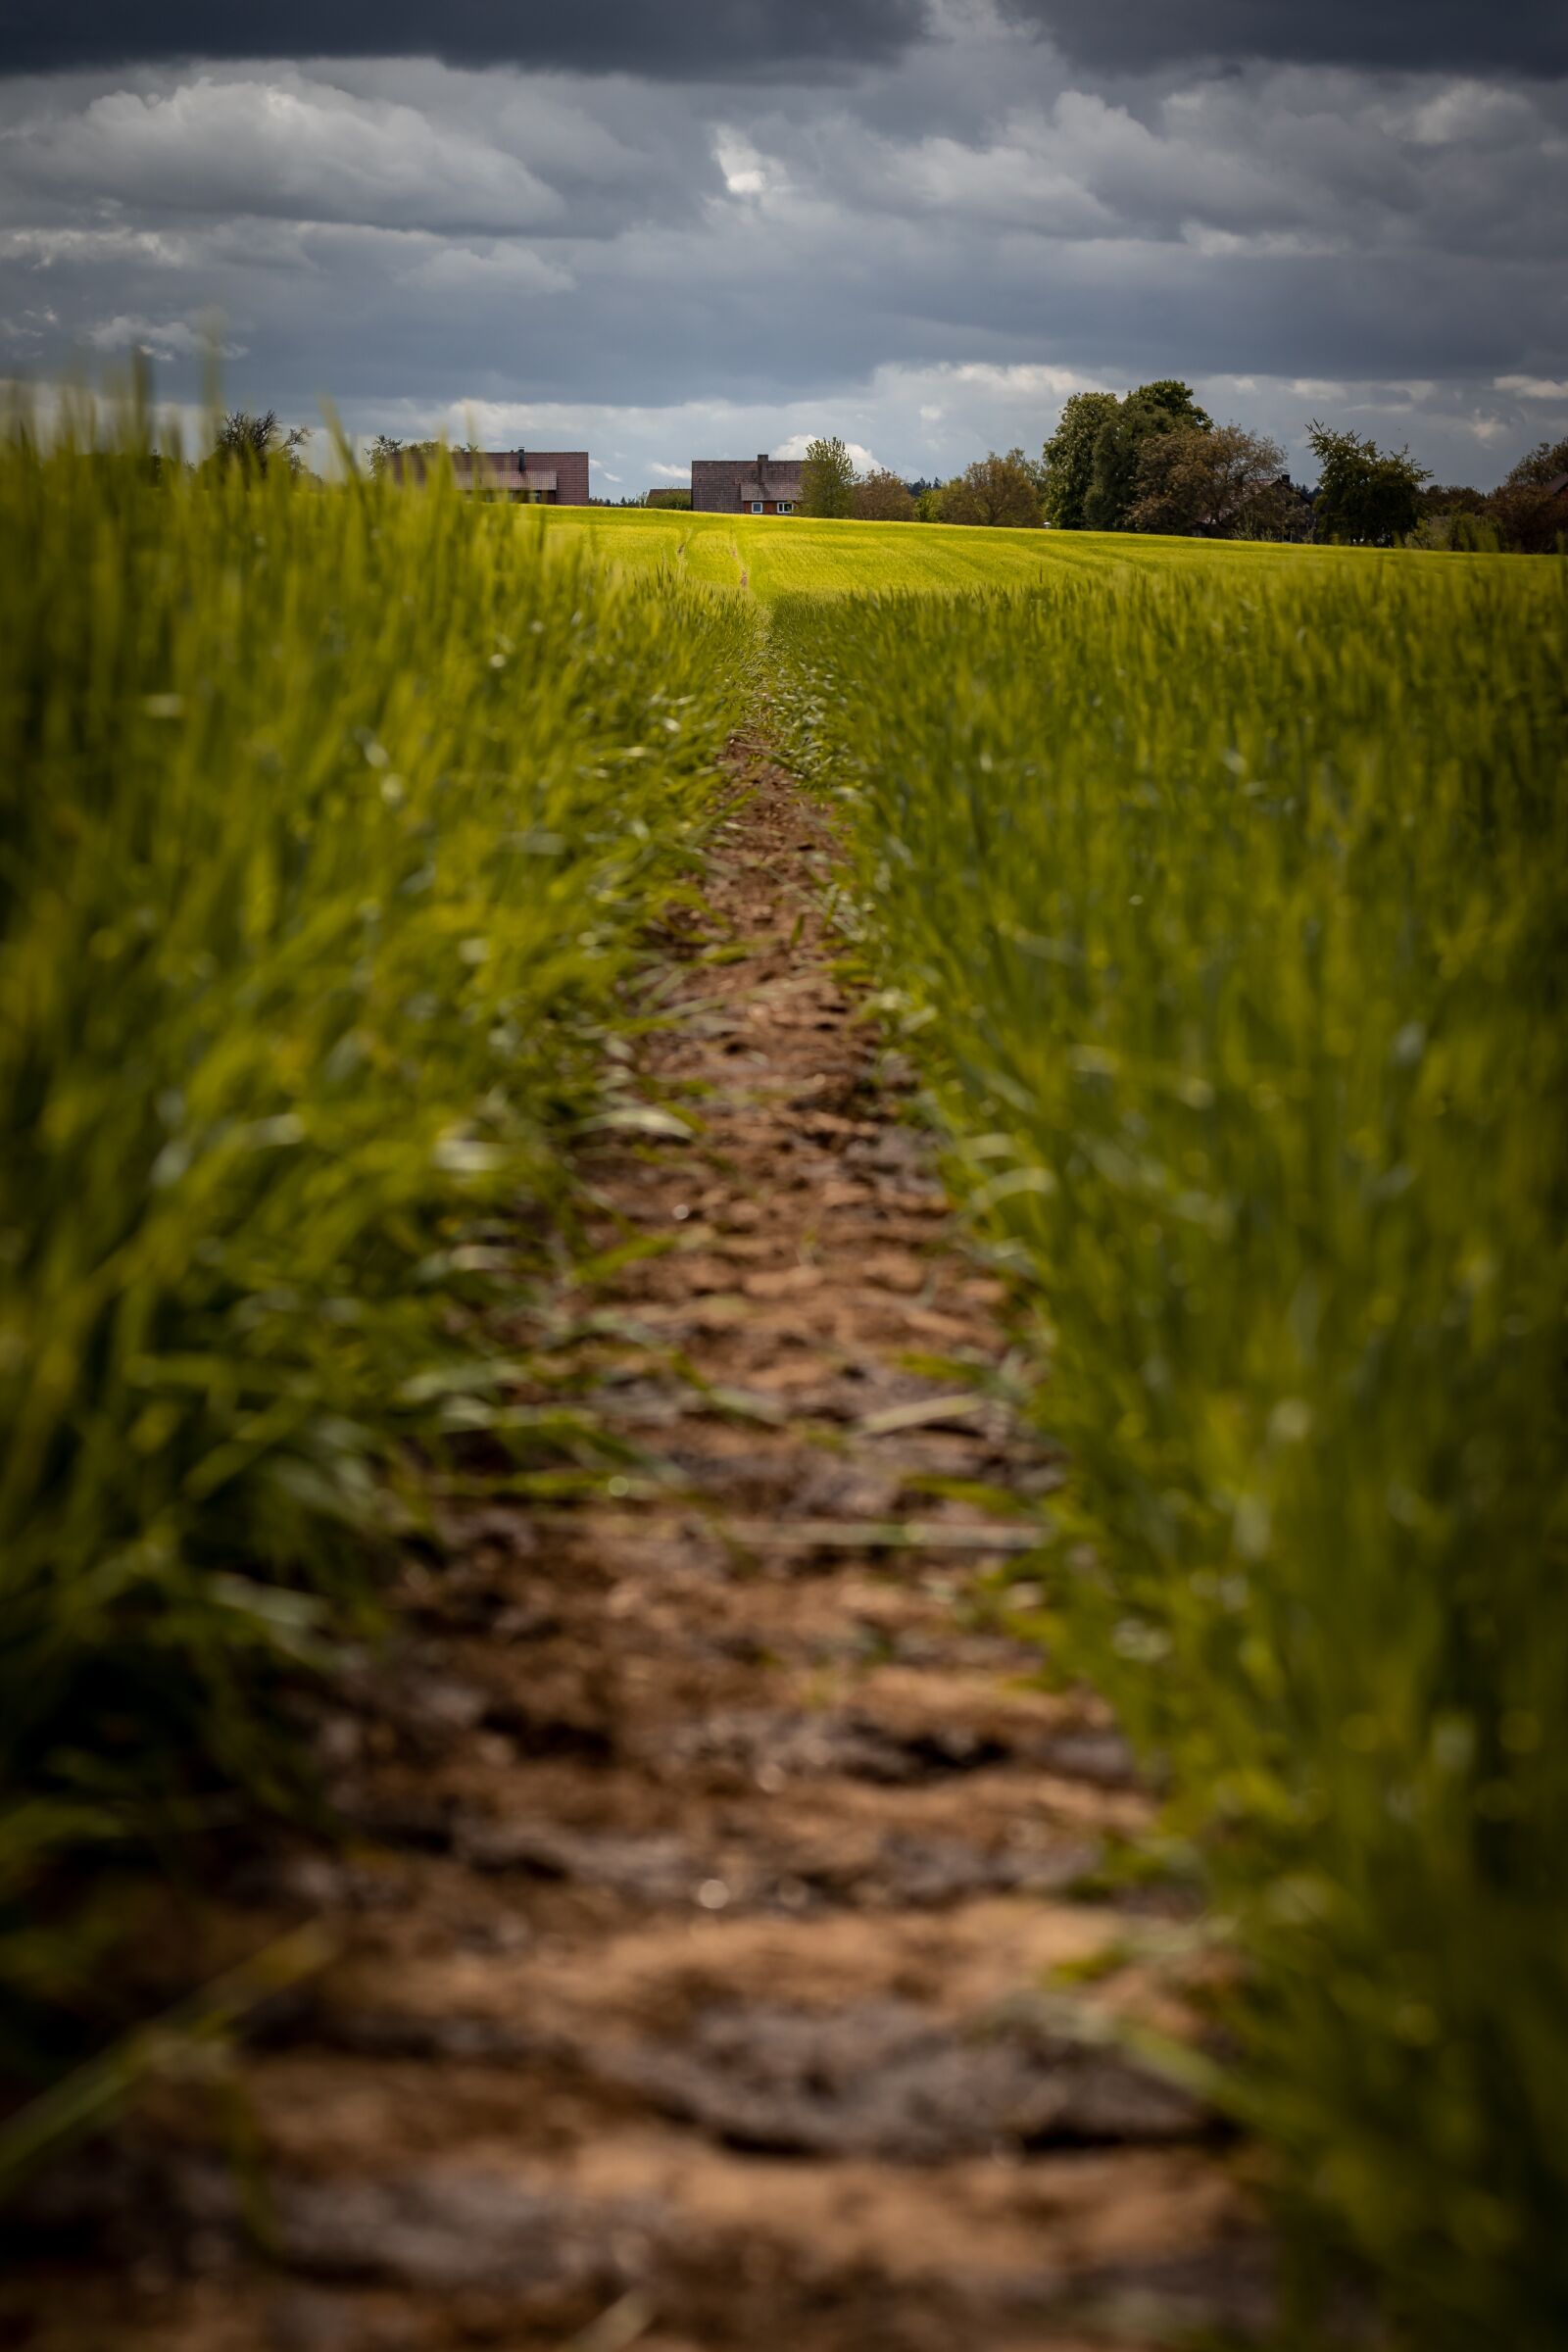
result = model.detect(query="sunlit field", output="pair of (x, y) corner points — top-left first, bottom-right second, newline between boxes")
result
(536, 500), (1442, 598)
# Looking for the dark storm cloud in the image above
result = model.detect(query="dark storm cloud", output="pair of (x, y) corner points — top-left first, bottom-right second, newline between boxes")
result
(1004, 1), (1568, 79)
(1, 2), (1564, 489)
(0, 0), (925, 79)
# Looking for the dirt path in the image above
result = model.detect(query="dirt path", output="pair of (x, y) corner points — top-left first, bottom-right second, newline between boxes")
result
(20, 754), (1261, 2352)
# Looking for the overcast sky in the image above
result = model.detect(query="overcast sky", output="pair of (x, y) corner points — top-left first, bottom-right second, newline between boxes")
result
(2, 1), (1564, 490)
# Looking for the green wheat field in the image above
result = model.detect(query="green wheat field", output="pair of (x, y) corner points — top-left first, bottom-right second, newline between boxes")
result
(2, 424), (1565, 2349)
(543, 498), (1440, 597)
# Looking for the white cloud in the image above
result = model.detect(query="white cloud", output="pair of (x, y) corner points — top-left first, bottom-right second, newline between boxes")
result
(938, 361), (1116, 399)
(84, 314), (246, 360)
(0, 223), (196, 270)
(775, 431), (881, 469)
(1494, 373), (1568, 400)
(713, 133), (783, 200)
(1403, 81), (1538, 149)
(17, 74), (565, 232)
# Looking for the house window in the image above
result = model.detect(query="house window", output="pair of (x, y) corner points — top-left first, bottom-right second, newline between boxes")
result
(751, 500), (764, 513)
(776, 502), (793, 514)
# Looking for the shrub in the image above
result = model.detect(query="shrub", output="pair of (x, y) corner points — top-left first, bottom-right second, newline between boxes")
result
(852, 468), (917, 522)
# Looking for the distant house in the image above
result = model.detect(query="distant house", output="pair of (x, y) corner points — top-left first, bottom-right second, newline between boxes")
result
(691, 453), (804, 515)
(392, 447), (590, 506)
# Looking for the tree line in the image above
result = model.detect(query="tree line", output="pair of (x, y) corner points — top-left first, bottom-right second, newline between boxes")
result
(787, 404), (1568, 549)
(366, 416), (1568, 550)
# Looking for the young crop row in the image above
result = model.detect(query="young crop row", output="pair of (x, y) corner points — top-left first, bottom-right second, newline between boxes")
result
(0, 425), (752, 2148)
(772, 560), (1568, 2347)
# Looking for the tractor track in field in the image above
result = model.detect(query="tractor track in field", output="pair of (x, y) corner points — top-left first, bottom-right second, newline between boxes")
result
(15, 748), (1264, 2352)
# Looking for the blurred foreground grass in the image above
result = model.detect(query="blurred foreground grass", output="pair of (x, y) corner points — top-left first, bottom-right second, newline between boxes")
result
(773, 559), (1568, 2347)
(0, 410), (752, 2131)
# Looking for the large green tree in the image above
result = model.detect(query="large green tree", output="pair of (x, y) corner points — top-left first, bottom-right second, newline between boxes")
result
(1504, 435), (1568, 488)
(1127, 422), (1290, 538)
(1489, 435), (1568, 550)
(1306, 422), (1430, 544)
(211, 411), (312, 477)
(1040, 391), (1120, 528)
(1085, 380), (1211, 531)
(938, 448), (1042, 528)
(800, 436), (857, 518)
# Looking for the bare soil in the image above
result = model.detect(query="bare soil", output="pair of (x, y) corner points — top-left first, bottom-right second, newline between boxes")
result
(11, 753), (1264, 2352)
